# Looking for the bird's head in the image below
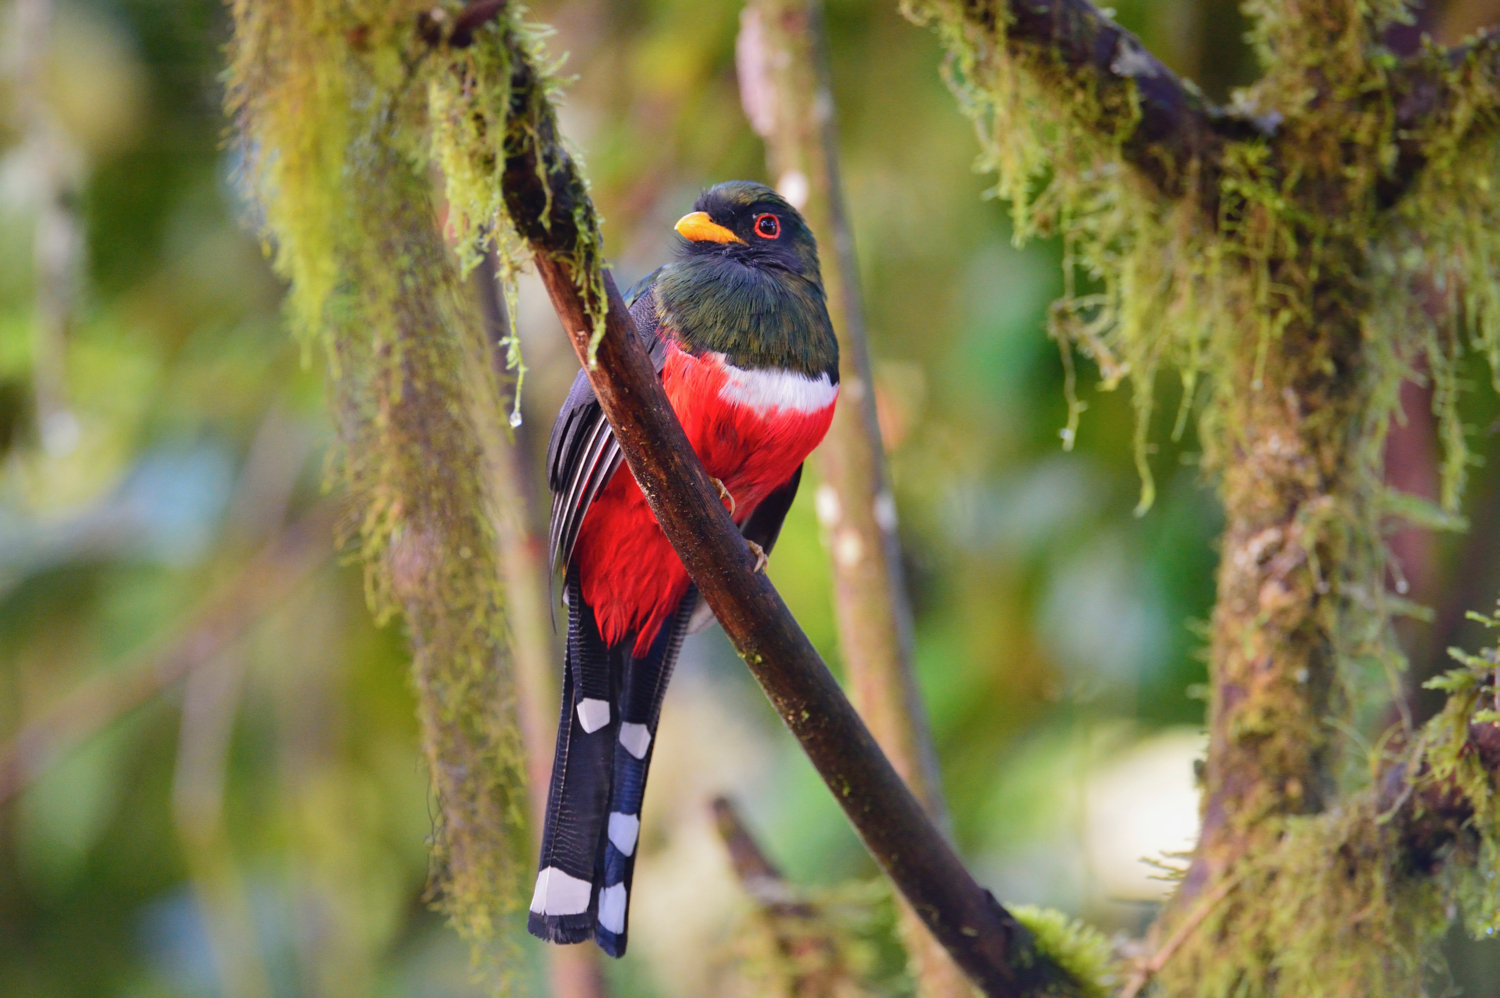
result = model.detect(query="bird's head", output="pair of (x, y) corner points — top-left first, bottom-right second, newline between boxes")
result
(655, 180), (837, 379)
(673, 181), (820, 282)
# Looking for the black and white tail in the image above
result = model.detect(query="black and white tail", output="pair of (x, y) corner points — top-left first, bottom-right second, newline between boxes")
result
(527, 570), (695, 955)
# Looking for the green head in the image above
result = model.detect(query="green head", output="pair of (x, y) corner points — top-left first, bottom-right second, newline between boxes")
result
(654, 181), (838, 379)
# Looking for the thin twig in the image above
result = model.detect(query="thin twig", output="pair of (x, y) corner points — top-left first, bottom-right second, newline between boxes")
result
(712, 795), (859, 998)
(1119, 874), (1242, 998)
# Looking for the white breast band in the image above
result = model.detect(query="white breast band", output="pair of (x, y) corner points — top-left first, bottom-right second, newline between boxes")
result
(714, 355), (838, 415)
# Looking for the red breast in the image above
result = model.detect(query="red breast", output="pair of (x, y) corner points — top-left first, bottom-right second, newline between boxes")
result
(574, 344), (837, 654)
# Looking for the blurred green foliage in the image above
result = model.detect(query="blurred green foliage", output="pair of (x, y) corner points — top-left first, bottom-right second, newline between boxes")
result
(1, 0), (1498, 995)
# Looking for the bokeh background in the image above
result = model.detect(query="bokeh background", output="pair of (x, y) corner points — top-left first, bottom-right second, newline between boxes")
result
(2, 0), (1499, 995)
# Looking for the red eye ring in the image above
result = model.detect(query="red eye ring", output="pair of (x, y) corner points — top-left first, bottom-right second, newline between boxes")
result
(754, 213), (780, 239)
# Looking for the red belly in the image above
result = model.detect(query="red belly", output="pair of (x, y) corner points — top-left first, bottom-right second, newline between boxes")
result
(572, 347), (835, 655)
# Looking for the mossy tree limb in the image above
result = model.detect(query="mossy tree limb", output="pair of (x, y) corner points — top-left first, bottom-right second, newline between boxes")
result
(905, 0), (1500, 993)
(903, 0), (1500, 208)
(901, 0), (1267, 204)
(735, 4), (968, 996)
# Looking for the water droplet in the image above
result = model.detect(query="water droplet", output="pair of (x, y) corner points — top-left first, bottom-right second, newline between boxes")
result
(509, 410), (523, 428)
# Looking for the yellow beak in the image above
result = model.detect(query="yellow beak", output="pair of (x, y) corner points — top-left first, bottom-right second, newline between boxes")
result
(674, 211), (743, 244)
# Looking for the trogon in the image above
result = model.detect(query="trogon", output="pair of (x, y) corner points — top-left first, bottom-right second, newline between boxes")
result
(529, 181), (839, 956)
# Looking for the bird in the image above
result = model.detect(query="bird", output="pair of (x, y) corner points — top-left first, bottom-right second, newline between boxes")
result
(529, 180), (839, 957)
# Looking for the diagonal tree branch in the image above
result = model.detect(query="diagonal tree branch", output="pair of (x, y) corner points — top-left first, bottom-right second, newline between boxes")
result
(992, 0), (1234, 195)
(484, 29), (1085, 998)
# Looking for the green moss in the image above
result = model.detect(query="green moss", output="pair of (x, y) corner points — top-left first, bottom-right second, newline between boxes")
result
(1155, 606), (1500, 996)
(226, 0), (532, 970)
(901, 0), (1500, 525)
(1009, 906), (1114, 998)
(429, 12), (611, 367)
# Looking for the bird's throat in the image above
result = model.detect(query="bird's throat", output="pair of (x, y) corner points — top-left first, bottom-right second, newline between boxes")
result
(654, 255), (839, 380)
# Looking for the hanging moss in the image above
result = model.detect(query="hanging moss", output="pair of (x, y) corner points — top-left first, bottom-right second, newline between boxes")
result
(428, 13), (612, 366)
(226, 0), (533, 966)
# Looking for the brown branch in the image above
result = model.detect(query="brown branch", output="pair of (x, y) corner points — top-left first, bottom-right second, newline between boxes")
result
(712, 795), (862, 998)
(1001, 0), (1241, 197)
(492, 37), (1083, 998)
(0, 503), (335, 806)
(712, 796), (807, 910)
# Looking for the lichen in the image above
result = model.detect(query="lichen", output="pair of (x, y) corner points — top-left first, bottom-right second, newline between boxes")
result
(225, 0), (533, 970)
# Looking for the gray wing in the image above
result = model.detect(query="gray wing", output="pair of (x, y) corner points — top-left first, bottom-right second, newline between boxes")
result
(545, 275), (667, 576)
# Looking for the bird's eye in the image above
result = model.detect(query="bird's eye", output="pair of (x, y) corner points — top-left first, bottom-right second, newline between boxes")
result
(754, 213), (780, 239)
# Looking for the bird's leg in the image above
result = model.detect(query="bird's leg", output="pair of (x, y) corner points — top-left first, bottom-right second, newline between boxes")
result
(711, 477), (736, 517)
(746, 540), (768, 574)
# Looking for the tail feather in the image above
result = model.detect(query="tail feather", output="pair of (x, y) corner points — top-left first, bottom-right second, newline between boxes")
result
(529, 572), (697, 956)
(594, 588), (697, 957)
(529, 571), (620, 945)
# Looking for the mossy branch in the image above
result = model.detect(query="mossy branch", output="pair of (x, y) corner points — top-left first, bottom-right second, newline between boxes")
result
(1148, 619), (1500, 995)
(905, 1), (1500, 211)
(444, 11), (1092, 998)
(902, 0), (1272, 203)
(1384, 25), (1500, 205)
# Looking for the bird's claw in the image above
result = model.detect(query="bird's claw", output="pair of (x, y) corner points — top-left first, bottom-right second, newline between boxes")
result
(712, 477), (736, 517)
(746, 540), (768, 574)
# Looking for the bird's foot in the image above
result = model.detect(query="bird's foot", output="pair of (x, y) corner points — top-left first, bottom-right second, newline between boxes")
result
(711, 477), (736, 517)
(746, 540), (768, 574)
